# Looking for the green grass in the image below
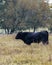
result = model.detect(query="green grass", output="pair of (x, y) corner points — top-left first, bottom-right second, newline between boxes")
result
(0, 34), (52, 65)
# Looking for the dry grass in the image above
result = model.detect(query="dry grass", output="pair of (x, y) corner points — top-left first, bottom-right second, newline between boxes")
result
(0, 34), (52, 65)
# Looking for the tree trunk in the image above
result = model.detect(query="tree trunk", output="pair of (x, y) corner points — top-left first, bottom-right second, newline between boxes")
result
(34, 26), (35, 32)
(5, 29), (7, 34)
(7, 29), (10, 34)
(29, 28), (30, 32)
(10, 29), (15, 34)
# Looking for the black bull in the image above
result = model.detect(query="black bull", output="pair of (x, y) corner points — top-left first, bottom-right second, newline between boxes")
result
(15, 31), (49, 45)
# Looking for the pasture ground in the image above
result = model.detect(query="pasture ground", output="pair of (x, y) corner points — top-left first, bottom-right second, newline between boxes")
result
(0, 34), (52, 65)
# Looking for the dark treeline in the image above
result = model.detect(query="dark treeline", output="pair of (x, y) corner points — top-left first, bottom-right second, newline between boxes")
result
(0, 0), (52, 34)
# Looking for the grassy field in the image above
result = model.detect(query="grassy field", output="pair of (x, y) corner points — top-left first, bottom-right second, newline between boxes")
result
(0, 34), (52, 65)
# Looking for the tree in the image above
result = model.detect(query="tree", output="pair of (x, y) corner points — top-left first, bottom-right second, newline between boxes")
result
(0, 0), (51, 34)
(38, 0), (50, 27)
(1, 0), (17, 34)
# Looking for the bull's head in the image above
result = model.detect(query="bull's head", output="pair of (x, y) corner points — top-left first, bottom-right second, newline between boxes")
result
(15, 32), (23, 39)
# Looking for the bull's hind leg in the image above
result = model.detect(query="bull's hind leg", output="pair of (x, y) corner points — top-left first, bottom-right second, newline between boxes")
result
(46, 41), (49, 44)
(42, 41), (46, 45)
(42, 41), (49, 45)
